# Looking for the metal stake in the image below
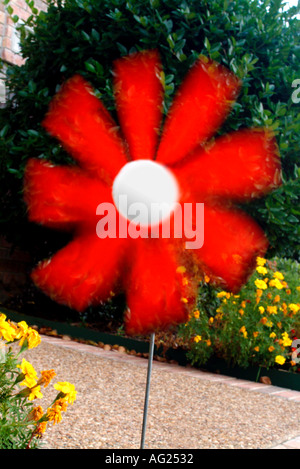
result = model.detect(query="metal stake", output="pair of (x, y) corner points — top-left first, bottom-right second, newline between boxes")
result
(140, 332), (155, 449)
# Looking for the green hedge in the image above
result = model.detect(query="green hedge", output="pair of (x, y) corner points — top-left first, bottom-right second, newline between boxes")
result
(0, 0), (299, 260)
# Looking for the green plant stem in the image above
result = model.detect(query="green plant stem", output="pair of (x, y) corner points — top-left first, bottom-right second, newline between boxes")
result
(255, 366), (262, 382)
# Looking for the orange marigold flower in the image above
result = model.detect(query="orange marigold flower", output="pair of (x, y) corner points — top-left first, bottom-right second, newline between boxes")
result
(28, 405), (44, 422)
(40, 369), (56, 388)
(36, 421), (47, 434)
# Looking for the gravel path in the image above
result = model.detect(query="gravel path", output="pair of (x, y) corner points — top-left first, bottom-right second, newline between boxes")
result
(23, 336), (300, 449)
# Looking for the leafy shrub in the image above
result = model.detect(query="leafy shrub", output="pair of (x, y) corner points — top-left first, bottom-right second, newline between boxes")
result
(0, 314), (76, 449)
(0, 0), (299, 261)
(178, 256), (300, 370)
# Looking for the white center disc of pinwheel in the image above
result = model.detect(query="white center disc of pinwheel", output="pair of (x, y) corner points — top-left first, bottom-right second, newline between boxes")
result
(112, 160), (179, 226)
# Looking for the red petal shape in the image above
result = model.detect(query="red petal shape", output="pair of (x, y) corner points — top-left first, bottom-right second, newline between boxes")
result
(42, 75), (127, 184)
(174, 129), (282, 201)
(156, 57), (241, 165)
(31, 234), (127, 311)
(24, 159), (111, 229)
(124, 238), (197, 335)
(189, 204), (269, 292)
(113, 50), (163, 160)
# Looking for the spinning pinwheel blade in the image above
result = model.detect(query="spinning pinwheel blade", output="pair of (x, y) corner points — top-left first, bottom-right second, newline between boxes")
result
(24, 49), (281, 448)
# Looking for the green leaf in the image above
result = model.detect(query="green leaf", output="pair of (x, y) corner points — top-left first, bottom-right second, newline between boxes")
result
(204, 37), (211, 51)
(91, 28), (100, 41)
(84, 61), (96, 73)
(6, 5), (13, 15)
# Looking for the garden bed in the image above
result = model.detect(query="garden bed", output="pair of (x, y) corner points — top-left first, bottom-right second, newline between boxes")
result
(2, 307), (299, 392)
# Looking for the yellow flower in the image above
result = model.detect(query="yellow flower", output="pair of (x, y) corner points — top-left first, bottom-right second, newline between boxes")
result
(281, 332), (292, 347)
(253, 331), (259, 338)
(193, 310), (200, 319)
(254, 346), (260, 352)
(19, 326), (41, 350)
(269, 332), (276, 338)
(16, 321), (28, 339)
(193, 335), (202, 343)
(208, 317), (214, 324)
(217, 291), (227, 298)
(260, 317), (268, 325)
(273, 295), (280, 303)
(256, 257), (267, 266)
(277, 321), (282, 329)
(54, 382), (77, 404)
(255, 279), (268, 290)
(241, 301), (246, 308)
(28, 386), (43, 401)
(269, 278), (284, 290)
(0, 314), (17, 342)
(256, 266), (268, 275)
(268, 346), (275, 352)
(18, 358), (38, 388)
(266, 320), (273, 328)
(273, 271), (284, 280)
(275, 355), (286, 365)
(176, 265), (186, 274)
(238, 309), (244, 316)
(258, 306), (265, 314)
(239, 326), (247, 338)
(27, 328), (41, 349)
(204, 275), (210, 283)
(206, 339), (212, 347)
(289, 304), (300, 314)
(267, 305), (278, 315)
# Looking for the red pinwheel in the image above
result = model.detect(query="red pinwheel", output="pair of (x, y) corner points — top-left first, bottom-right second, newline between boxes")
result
(24, 50), (281, 335)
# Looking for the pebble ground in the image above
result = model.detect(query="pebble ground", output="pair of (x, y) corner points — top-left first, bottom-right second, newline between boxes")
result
(23, 335), (300, 449)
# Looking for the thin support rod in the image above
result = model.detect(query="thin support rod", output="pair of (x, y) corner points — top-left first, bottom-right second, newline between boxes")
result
(140, 332), (155, 449)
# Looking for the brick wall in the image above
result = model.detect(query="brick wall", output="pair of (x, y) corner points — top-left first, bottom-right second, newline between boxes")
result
(0, 0), (48, 103)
